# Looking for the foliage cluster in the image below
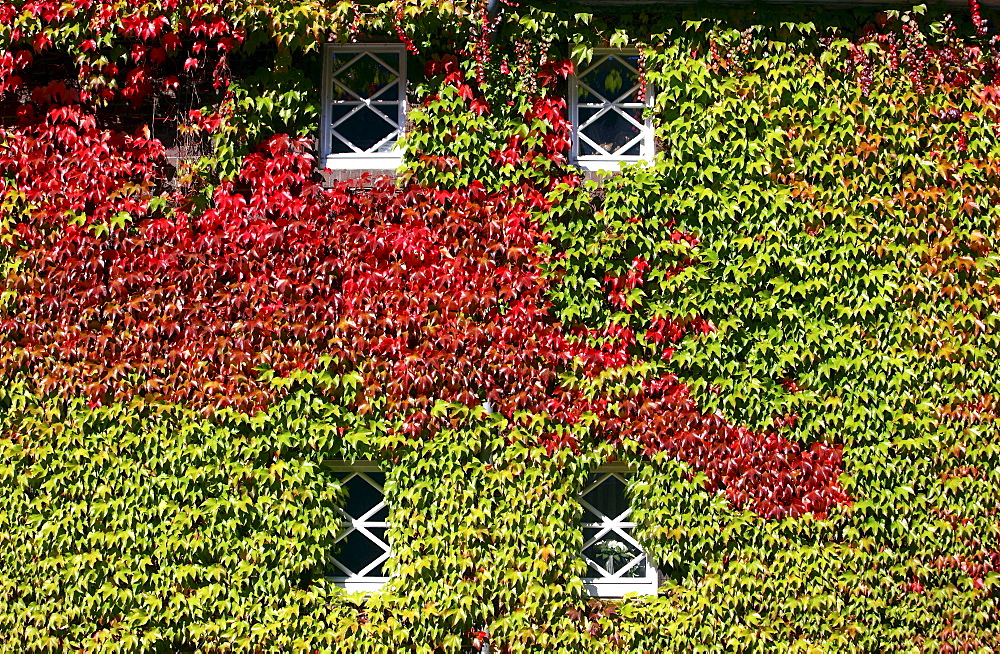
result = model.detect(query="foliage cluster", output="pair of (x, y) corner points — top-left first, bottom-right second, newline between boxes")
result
(1, 0), (999, 652)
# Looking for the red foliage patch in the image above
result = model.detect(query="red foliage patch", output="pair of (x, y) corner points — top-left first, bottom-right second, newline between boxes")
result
(0, 25), (848, 518)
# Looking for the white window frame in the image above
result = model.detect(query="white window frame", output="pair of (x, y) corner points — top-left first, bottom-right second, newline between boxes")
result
(580, 463), (658, 597)
(325, 461), (390, 592)
(320, 44), (407, 170)
(569, 49), (655, 172)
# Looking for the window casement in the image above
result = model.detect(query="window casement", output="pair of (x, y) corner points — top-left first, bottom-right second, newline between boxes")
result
(580, 464), (658, 597)
(326, 462), (390, 592)
(320, 44), (407, 170)
(569, 50), (654, 172)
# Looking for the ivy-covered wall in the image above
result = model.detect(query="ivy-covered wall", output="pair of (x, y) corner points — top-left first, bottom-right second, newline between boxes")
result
(1, 0), (999, 651)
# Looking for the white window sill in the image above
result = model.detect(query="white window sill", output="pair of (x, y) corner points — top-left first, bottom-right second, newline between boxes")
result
(324, 155), (402, 171)
(330, 578), (389, 593)
(574, 158), (652, 173)
(583, 579), (658, 598)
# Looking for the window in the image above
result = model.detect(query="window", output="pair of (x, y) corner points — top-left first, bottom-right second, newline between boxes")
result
(569, 50), (654, 171)
(580, 464), (658, 597)
(320, 44), (407, 170)
(326, 462), (390, 592)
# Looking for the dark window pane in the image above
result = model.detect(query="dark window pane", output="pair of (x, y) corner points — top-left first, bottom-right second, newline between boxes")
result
(332, 529), (385, 575)
(329, 469), (389, 580)
(582, 526), (604, 547)
(332, 106), (397, 153)
(579, 55), (640, 103)
(371, 504), (390, 522)
(332, 52), (398, 101)
(579, 108), (642, 157)
(328, 105), (356, 153)
(581, 491), (603, 521)
(372, 81), (399, 102)
(374, 51), (400, 74)
(342, 473), (384, 519)
(622, 556), (646, 578)
(583, 474), (629, 519)
(367, 527), (388, 543)
(584, 534), (643, 576)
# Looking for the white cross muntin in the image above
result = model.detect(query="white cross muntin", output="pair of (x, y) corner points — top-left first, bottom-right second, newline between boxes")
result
(330, 471), (392, 578)
(328, 51), (403, 153)
(577, 124), (646, 157)
(570, 51), (654, 168)
(577, 54), (642, 104)
(575, 55), (647, 157)
(580, 472), (647, 579)
(330, 51), (401, 102)
(330, 111), (399, 154)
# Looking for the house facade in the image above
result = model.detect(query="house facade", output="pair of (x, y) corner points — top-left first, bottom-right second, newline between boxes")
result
(1, 0), (999, 652)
